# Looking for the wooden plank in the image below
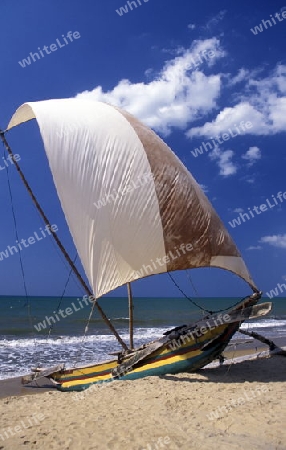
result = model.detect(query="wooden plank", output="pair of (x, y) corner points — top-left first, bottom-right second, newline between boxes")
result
(21, 365), (64, 385)
(164, 302), (272, 341)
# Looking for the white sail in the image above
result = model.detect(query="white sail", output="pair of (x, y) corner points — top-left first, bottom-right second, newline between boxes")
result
(8, 100), (167, 297)
(7, 99), (258, 296)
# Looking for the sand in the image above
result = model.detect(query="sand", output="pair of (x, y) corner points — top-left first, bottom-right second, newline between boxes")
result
(0, 353), (285, 450)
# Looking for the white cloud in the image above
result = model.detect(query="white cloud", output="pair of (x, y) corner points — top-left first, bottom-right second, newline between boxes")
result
(204, 10), (227, 30)
(247, 246), (262, 251)
(228, 68), (250, 86)
(209, 147), (238, 177)
(199, 184), (208, 193)
(188, 24), (196, 30)
(76, 40), (286, 145)
(187, 64), (286, 138)
(227, 67), (262, 88)
(233, 208), (244, 213)
(248, 65), (286, 96)
(242, 146), (261, 166)
(260, 234), (286, 249)
(76, 38), (225, 136)
(268, 97), (286, 131)
(187, 102), (266, 138)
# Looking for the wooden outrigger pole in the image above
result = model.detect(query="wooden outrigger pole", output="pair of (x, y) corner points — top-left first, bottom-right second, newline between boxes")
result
(127, 282), (134, 349)
(0, 130), (128, 352)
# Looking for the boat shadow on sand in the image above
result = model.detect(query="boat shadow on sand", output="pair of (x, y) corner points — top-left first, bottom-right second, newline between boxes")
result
(159, 353), (286, 384)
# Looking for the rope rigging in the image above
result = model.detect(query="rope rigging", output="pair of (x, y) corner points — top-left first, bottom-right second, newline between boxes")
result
(47, 253), (79, 339)
(0, 142), (47, 379)
(0, 129), (128, 351)
(1, 143), (31, 318)
(1, 132), (115, 369)
(168, 271), (252, 316)
(168, 272), (212, 314)
(73, 297), (97, 368)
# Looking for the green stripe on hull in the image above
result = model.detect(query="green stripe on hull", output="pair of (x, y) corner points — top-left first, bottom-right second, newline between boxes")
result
(58, 341), (228, 392)
(56, 333), (217, 384)
(58, 323), (240, 391)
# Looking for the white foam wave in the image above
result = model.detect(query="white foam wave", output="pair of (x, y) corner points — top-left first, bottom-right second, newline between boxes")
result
(0, 327), (165, 349)
(241, 320), (286, 329)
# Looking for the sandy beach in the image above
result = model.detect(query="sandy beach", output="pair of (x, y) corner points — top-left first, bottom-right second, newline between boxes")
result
(0, 351), (285, 450)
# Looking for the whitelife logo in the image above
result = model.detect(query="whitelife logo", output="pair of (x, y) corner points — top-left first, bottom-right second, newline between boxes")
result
(250, 8), (286, 35)
(191, 121), (253, 158)
(18, 31), (81, 68)
(0, 225), (58, 262)
(168, 313), (231, 351)
(116, 0), (150, 17)
(93, 173), (154, 210)
(34, 295), (96, 332)
(132, 242), (194, 278)
(0, 153), (21, 171)
(0, 413), (45, 442)
(228, 190), (286, 228)
(207, 386), (269, 420)
(265, 280), (286, 299)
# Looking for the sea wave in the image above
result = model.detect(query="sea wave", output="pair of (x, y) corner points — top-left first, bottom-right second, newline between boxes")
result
(241, 319), (286, 329)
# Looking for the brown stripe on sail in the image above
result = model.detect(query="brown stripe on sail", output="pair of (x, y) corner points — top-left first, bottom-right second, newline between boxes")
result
(115, 107), (241, 274)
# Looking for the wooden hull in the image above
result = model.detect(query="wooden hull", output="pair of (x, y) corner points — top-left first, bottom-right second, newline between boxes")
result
(34, 296), (271, 392)
(50, 321), (240, 391)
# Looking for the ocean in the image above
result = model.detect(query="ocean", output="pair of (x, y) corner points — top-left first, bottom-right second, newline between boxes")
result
(1, 296), (286, 380)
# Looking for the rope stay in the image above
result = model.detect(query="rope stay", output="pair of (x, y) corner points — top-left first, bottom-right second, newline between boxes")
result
(1, 141), (45, 373)
(0, 129), (128, 352)
(47, 253), (79, 339)
(185, 270), (201, 298)
(74, 297), (98, 368)
(3, 152), (28, 298)
(168, 272), (212, 314)
(168, 272), (252, 316)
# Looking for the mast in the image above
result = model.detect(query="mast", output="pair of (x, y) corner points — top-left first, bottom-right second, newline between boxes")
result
(0, 130), (128, 352)
(127, 282), (134, 349)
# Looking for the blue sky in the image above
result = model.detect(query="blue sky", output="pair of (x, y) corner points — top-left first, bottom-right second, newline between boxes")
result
(0, 0), (285, 299)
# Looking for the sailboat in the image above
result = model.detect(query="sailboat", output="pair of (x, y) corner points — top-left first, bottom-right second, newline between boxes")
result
(0, 99), (271, 392)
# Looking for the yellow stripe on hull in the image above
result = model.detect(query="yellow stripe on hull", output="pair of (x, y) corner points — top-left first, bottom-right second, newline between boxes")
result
(53, 323), (228, 390)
